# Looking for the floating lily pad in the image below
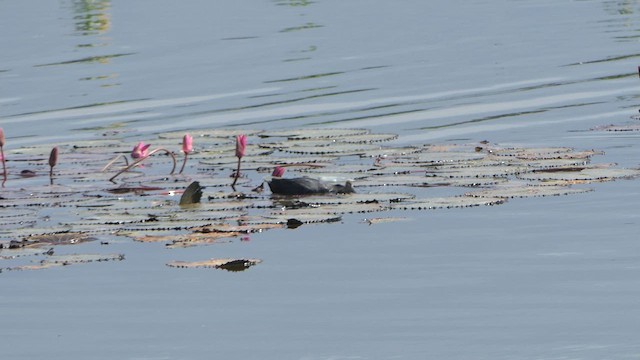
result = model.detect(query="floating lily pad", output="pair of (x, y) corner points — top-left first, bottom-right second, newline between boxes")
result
(281, 143), (381, 155)
(272, 202), (387, 216)
(492, 147), (574, 157)
(21, 232), (96, 246)
(258, 213), (342, 225)
(260, 128), (370, 139)
(429, 165), (530, 178)
(591, 124), (640, 132)
(394, 152), (486, 164)
(2, 253), (124, 272)
(167, 258), (262, 271)
(465, 185), (593, 198)
(130, 232), (239, 245)
(359, 147), (420, 158)
(1, 126), (638, 270)
(361, 217), (410, 225)
(356, 175), (506, 187)
(159, 129), (264, 139)
(392, 196), (506, 210)
(518, 168), (640, 182)
(0, 247), (54, 259)
(294, 192), (415, 205)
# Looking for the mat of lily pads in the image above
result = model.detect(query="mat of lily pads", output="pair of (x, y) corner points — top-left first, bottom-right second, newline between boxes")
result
(1, 128), (639, 272)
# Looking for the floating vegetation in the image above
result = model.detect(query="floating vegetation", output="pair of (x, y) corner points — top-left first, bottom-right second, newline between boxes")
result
(1, 253), (124, 272)
(166, 258), (262, 271)
(1, 127), (638, 273)
(591, 124), (640, 132)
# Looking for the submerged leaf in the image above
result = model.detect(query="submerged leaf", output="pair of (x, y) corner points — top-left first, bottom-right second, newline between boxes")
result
(179, 181), (204, 205)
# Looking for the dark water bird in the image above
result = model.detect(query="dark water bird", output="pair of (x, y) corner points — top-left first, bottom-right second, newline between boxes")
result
(268, 177), (355, 195)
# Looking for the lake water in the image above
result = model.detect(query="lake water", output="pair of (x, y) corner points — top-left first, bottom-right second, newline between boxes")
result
(2, 0), (640, 359)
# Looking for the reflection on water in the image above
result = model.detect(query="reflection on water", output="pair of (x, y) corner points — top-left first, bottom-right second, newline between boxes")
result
(602, 0), (640, 41)
(279, 22), (323, 33)
(73, 0), (111, 36)
(67, 0), (121, 87)
(273, 0), (314, 6)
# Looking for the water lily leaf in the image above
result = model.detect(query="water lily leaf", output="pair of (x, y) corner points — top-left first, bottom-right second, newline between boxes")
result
(518, 168), (640, 182)
(392, 196), (506, 210)
(281, 143), (381, 155)
(260, 128), (370, 139)
(1, 253), (124, 272)
(179, 181), (203, 205)
(272, 202), (387, 216)
(191, 223), (284, 233)
(590, 124), (640, 132)
(130, 232), (238, 245)
(45, 253), (125, 264)
(361, 217), (410, 225)
(515, 158), (591, 170)
(298, 164), (379, 174)
(292, 192), (415, 205)
(429, 165), (530, 178)
(492, 147), (573, 157)
(0, 247), (54, 259)
(359, 147), (420, 158)
(465, 185), (593, 198)
(355, 175), (506, 187)
(394, 152), (486, 164)
(21, 232), (96, 246)
(259, 139), (338, 149)
(159, 129), (264, 139)
(422, 143), (496, 153)
(341, 133), (399, 143)
(167, 258), (262, 271)
(258, 213), (342, 225)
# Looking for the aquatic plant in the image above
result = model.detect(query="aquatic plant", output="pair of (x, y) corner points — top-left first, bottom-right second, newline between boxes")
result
(231, 134), (247, 190)
(110, 142), (177, 182)
(179, 133), (193, 174)
(1, 127), (639, 273)
(272, 166), (286, 177)
(131, 141), (150, 159)
(0, 127), (6, 187)
(48, 146), (58, 185)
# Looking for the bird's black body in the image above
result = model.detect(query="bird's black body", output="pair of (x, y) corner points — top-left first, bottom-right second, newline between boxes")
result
(268, 177), (354, 195)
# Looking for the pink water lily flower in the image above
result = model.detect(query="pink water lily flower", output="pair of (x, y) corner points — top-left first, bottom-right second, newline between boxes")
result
(235, 134), (247, 159)
(131, 142), (151, 159)
(272, 166), (286, 177)
(179, 134), (193, 174)
(48, 146), (58, 185)
(182, 134), (193, 154)
(231, 134), (247, 190)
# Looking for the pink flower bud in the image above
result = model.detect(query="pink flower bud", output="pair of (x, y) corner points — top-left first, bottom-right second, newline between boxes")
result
(131, 141), (151, 159)
(0, 128), (5, 147)
(49, 147), (58, 168)
(272, 166), (285, 177)
(235, 135), (247, 159)
(182, 134), (193, 154)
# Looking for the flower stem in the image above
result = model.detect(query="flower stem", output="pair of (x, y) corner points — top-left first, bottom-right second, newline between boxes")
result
(231, 157), (241, 191)
(1, 146), (6, 188)
(109, 148), (176, 183)
(179, 153), (188, 174)
(101, 154), (130, 172)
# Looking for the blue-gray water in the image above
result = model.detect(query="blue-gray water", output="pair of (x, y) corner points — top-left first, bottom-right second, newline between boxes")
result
(2, 1), (640, 359)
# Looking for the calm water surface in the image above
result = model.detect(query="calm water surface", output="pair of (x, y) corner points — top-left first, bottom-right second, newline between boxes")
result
(1, 1), (640, 359)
